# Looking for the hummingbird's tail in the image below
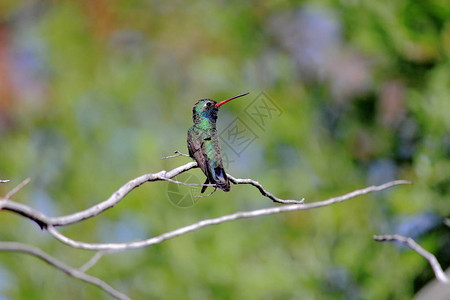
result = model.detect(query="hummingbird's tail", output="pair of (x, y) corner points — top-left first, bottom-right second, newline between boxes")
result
(201, 166), (230, 193)
(215, 180), (231, 192)
(211, 166), (230, 192)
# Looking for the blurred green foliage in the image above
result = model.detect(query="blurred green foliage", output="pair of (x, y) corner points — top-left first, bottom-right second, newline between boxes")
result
(0, 0), (449, 299)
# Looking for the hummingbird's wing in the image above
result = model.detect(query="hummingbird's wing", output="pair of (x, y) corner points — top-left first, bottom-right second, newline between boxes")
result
(188, 127), (230, 192)
(187, 127), (209, 176)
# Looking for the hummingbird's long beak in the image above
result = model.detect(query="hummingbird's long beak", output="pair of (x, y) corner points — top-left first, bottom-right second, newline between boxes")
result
(215, 92), (249, 107)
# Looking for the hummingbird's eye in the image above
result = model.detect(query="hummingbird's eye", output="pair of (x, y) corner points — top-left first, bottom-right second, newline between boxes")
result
(206, 102), (212, 107)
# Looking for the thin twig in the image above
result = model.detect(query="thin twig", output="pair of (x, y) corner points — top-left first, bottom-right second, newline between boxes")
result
(373, 234), (449, 284)
(161, 150), (190, 159)
(79, 251), (111, 272)
(0, 242), (130, 300)
(45, 180), (411, 251)
(228, 175), (304, 204)
(5, 178), (31, 199)
(163, 177), (216, 188)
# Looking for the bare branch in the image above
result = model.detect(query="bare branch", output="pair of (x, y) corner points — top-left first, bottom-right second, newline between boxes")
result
(0, 160), (410, 238)
(0, 242), (130, 300)
(228, 175), (304, 204)
(5, 178), (31, 199)
(45, 180), (410, 251)
(0, 163), (204, 228)
(0, 162), (316, 228)
(50, 161), (198, 226)
(0, 199), (50, 228)
(0, 180), (10, 183)
(373, 234), (449, 284)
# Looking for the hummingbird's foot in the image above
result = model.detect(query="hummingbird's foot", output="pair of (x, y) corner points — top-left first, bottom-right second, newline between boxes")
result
(195, 187), (217, 198)
(160, 151), (190, 160)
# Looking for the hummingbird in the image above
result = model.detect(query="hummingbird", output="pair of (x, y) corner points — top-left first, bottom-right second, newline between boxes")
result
(187, 92), (249, 193)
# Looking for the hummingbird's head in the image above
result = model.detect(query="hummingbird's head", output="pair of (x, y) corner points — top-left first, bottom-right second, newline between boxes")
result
(192, 92), (249, 124)
(192, 99), (219, 124)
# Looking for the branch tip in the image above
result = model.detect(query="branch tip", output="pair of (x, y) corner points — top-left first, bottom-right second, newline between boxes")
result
(373, 234), (449, 284)
(5, 178), (31, 199)
(443, 218), (450, 228)
(161, 150), (190, 160)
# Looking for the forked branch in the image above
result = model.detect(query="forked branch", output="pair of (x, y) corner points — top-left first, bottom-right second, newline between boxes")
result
(4, 180), (410, 251)
(0, 161), (412, 300)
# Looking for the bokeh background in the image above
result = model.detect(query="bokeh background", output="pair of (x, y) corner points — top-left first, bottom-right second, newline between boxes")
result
(0, 0), (449, 299)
